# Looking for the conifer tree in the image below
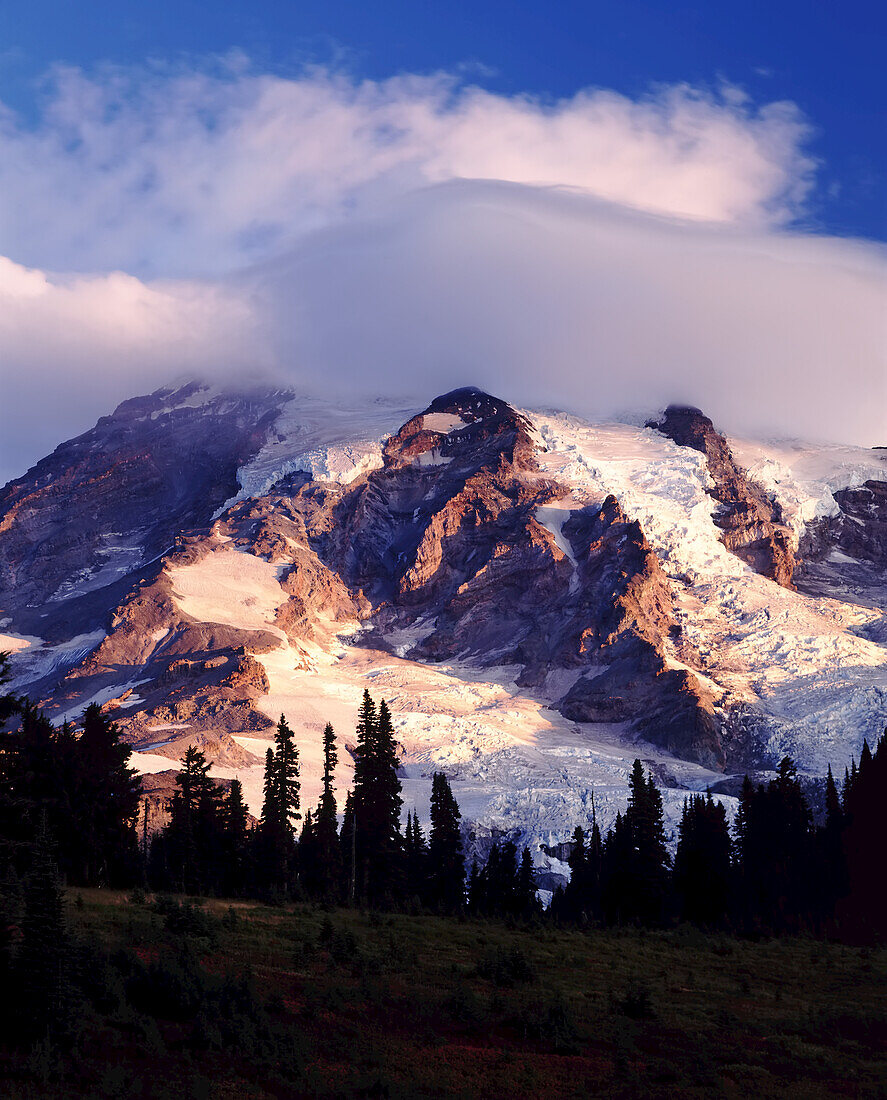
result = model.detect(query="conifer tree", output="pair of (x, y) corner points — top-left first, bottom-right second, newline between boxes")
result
(222, 777), (249, 896)
(163, 745), (224, 894)
(313, 723), (341, 900)
(517, 847), (539, 915)
(837, 730), (887, 941)
(69, 704), (141, 886)
(258, 715), (301, 895)
(562, 824), (598, 922)
(352, 691), (404, 905)
(672, 792), (731, 926)
(601, 811), (633, 925)
(404, 811), (429, 902)
(733, 757), (814, 933)
(428, 773), (465, 912)
(603, 760), (671, 926)
(340, 790), (356, 904)
(298, 810), (318, 896)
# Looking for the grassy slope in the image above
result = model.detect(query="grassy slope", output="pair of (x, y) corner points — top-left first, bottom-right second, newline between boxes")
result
(11, 889), (887, 1098)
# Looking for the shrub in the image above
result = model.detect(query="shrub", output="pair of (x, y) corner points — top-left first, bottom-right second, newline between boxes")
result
(474, 945), (536, 987)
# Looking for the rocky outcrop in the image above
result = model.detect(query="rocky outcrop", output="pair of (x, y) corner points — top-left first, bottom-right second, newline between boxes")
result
(649, 405), (795, 587)
(5, 384), (728, 775)
(0, 382), (285, 639)
(556, 497), (724, 769)
(800, 479), (887, 568)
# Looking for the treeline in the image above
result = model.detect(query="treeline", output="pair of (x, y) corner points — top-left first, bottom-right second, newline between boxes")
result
(1, 650), (885, 943)
(0, 666), (490, 914)
(146, 692), (486, 912)
(551, 748), (887, 941)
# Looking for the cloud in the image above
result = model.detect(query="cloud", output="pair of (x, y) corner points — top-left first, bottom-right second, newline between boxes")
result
(0, 255), (267, 482)
(0, 63), (813, 277)
(0, 64), (883, 487)
(249, 181), (887, 448)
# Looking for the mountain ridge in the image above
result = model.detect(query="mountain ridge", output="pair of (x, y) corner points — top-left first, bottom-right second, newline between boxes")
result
(1, 380), (885, 886)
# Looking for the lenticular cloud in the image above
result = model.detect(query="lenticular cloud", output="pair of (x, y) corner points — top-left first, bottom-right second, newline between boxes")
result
(0, 63), (883, 487)
(0, 65), (813, 277)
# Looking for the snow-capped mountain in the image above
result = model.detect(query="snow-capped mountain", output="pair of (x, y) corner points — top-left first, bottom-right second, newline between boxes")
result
(1, 382), (885, 888)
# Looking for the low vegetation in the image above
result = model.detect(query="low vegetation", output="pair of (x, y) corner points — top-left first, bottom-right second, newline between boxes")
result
(0, 889), (883, 1098)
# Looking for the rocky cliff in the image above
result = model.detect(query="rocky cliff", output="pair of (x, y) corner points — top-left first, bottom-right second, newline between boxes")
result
(649, 405), (796, 587)
(2, 383), (885, 866)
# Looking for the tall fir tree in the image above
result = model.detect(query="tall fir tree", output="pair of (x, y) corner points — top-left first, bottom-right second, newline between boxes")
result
(313, 723), (341, 900)
(428, 773), (465, 912)
(602, 760), (671, 926)
(162, 745), (224, 894)
(340, 790), (357, 904)
(672, 792), (732, 926)
(404, 812), (429, 903)
(837, 731), (887, 941)
(69, 704), (141, 886)
(352, 692), (404, 905)
(221, 777), (249, 896)
(258, 715), (301, 895)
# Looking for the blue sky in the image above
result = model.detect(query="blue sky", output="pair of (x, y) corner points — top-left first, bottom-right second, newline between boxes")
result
(1, 0), (883, 241)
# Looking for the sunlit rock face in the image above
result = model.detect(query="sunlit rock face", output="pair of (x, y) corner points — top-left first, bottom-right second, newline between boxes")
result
(2, 381), (885, 880)
(0, 382), (286, 640)
(648, 404), (796, 588)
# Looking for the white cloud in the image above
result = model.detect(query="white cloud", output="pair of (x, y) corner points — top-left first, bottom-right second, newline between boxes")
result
(249, 181), (887, 448)
(0, 255), (266, 481)
(0, 64), (883, 487)
(0, 64), (813, 277)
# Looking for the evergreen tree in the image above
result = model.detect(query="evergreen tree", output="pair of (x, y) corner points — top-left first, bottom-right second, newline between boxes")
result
(19, 816), (70, 1041)
(602, 761), (670, 926)
(404, 812), (429, 903)
(221, 777), (249, 896)
(340, 790), (357, 904)
(837, 731), (887, 941)
(298, 810), (318, 896)
(258, 715), (301, 895)
(469, 840), (522, 917)
(563, 825), (589, 920)
(162, 745), (224, 894)
(601, 811), (633, 925)
(428, 773), (465, 912)
(672, 792), (732, 926)
(352, 692), (404, 905)
(733, 757), (814, 933)
(69, 704), (141, 886)
(516, 847), (539, 916)
(313, 723), (341, 900)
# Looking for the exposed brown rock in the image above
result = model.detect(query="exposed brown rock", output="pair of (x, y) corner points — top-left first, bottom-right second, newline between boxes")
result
(0, 382), (286, 639)
(649, 405), (795, 587)
(5, 384), (732, 777)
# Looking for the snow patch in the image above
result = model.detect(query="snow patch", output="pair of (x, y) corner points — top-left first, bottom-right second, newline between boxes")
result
(215, 392), (415, 514)
(168, 545), (289, 641)
(729, 437), (887, 542)
(421, 412), (465, 434)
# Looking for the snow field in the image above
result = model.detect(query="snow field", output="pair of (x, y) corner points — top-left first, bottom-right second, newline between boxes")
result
(529, 410), (887, 773)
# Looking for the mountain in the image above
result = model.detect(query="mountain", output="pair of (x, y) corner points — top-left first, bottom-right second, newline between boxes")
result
(1, 381), (885, 889)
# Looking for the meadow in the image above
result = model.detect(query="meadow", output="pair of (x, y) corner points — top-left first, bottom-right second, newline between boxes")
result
(3, 889), (882, 1099)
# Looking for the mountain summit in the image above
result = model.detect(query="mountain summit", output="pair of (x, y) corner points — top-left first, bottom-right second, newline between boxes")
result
(1, 382), (885, 887)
